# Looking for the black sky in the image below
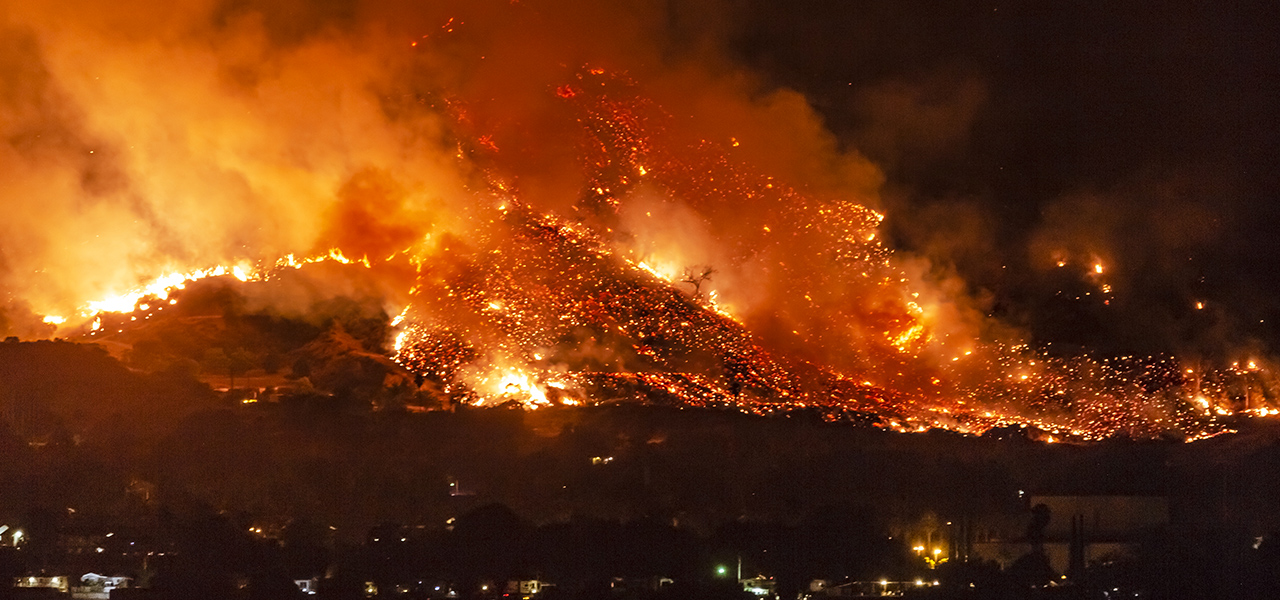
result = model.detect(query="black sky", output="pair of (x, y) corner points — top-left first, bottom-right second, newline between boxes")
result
(728, 0), (1280, 358)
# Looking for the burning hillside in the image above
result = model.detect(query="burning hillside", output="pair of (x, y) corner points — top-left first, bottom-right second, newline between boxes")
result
(1, 0), (1273, 442)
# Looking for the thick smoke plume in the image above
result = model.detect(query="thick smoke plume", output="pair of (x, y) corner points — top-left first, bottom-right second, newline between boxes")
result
(0, 0), (1266, 440)
(0, 0), (876, 323)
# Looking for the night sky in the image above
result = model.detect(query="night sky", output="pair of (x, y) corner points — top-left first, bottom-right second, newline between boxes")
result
(730, 0), (1280, 356)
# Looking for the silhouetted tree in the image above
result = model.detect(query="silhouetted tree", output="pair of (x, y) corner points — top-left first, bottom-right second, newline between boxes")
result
(680, 266), (715, 299)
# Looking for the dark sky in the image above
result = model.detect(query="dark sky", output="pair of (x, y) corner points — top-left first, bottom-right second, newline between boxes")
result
(727, 0), (1280, 358)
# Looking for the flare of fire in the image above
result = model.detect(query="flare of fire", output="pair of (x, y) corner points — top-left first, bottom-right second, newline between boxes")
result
(58, 249), (375, 324)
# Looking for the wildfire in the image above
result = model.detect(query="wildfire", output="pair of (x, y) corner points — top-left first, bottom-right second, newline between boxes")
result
(31, 62), (1272, 445)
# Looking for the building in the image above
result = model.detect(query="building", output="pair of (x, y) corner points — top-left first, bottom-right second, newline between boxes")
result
(294, 577), (319, 595)
(504, 579), (552, 598)
(740, 575), (776, 597)
(71, 573), (134, 599)
(970, 495), (1169, 575)
(14, 575), (70, 593)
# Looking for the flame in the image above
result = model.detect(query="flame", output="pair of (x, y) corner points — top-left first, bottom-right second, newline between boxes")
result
(62, 248), (376, 326)
(467, 365), (574, 409)
(891, 323), (926, 352)
(634, 260), (677, 282)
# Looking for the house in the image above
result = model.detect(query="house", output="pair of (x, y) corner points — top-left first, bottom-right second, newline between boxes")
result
(71, 573), (134, 599)
(14, 575), (70, 593)
(504, 579), (552, 598)
(740, 575), (776, 597)
(293, 577), (319, 595)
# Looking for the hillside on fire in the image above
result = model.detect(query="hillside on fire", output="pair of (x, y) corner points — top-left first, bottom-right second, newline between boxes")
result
(0, 0), (1273, 446)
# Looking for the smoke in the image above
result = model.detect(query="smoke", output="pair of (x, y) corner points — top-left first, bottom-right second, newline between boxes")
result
(851, 68), (988, 182)
(1024, 167), (1241, 355)
(0, 0), (469, 321)
(0, 0), (872, 317)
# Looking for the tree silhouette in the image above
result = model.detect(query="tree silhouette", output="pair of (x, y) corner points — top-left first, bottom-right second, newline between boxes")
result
(681, 266), (716, 299)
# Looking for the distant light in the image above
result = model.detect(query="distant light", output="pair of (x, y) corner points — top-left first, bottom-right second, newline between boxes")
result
(716, 566), (728, 576)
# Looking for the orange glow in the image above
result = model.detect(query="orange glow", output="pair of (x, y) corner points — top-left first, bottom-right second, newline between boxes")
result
(0, 3), (1259, 444)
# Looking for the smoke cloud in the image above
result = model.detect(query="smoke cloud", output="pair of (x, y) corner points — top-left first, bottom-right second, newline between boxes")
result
(0, 0), (887, 324)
